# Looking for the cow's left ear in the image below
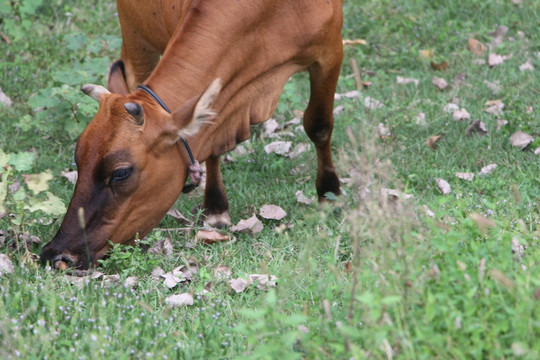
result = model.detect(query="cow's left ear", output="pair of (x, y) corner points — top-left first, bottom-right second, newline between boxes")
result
(172, 79), (222, 139)
(107, 60), (130, 95)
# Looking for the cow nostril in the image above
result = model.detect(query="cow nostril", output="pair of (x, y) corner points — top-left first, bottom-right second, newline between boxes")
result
(53, 254), (72, 270)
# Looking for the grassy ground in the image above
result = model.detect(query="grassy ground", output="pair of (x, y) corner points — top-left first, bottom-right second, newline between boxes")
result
(1, 0), (539, 358)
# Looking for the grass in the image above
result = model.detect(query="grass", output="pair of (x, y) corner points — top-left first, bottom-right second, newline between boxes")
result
(1, 0), (539, 358)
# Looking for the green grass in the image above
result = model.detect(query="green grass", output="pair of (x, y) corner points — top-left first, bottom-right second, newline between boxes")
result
(1, 0), (539, 358)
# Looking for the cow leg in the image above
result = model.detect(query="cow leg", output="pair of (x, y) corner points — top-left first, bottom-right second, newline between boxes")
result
(203, 156), (232, 228)
(304, 55), (343, 201)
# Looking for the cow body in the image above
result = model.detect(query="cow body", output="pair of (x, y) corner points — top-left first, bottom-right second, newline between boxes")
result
(41, 0), (344, 269)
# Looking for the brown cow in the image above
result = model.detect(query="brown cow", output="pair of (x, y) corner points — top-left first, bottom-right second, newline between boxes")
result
(41, 0), (344, 270)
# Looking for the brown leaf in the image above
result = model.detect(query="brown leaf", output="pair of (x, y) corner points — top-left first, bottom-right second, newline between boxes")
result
(364, 96), (383, 110)
(485, 100), (504, 115)
(432, 76), (448, 90)
(426, 135), (442, 150)
(519, 59), (534, 72)
(509, 131), (534, 149)
(295, 190), (313, 205)
(264, 141), (292, 156)
(344, 261), (353, 274)
(455, 172), (475, 181)
(147, 237), (174, 256)
(61, 170), (78, 185)
(195, 230), (230, 244)
(419, 49), (434, 59)
(478, 163), (497, 176)
(396, 76), (419, 86)
(213, 265), (232, 281)
(230, 214), (263, 234)
(166, 208), (192, 225)
(0, 254), (14, 276)
(453, 108), (470, 121)
(468, 38), (486, 56)
(334, 90), (360, 101)
(436, 178), (451, 195)
(342, 39), (367, 46)
(165, 293), (194, 307)
(260, 204), (287, 220)
(496, 119), (508, 131)
(0, 86), (12, 107)
(229, 277), (251, 293)
(488, 53), (511, 67)
(288, 143), (310, 159)
(124, 276), (138, 288)
(249, 274), (278, 290)
(430, 60), (449, 71)
(377, 123), (391, 139)
(466, 120), (488, 136)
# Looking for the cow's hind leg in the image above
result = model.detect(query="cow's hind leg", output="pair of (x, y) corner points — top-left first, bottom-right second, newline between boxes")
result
(203, 156), (232, 228)
(304, 54), (343, 201)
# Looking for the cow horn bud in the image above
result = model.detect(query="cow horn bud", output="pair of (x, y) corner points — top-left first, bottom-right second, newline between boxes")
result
(124, 102), (144, 125)
(81, 84), (111, 102)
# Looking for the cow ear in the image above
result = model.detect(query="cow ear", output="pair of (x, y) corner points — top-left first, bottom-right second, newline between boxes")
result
(173, 79), (222, 139)
(107, 60), (130, 95)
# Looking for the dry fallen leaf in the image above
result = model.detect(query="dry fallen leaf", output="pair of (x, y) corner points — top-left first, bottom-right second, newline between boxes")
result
(478, 163), (497, 176)
(229, 277), (251, 293)
(295, 190), (313, 205)
(512, 238), (525, 259)
(415, 112), (427, 125)
(426, 135), (442, 150)
(455, 172), (475, 181)
(260, 204), (287, 220)
(468, 38), (486, 56)
(423, 205), (435, 218)
(195, 230), (230, 244)
(466, 120), (488, 136)
(228, 274), (278, 293)
(436, 178), (451, 195)
(334, 90), (360, 101)
(453, 108), (470, 121)
(166, 208), (192, 226)
(264, 141), (292, 156)
(443, 103), (459, 113)
(484, 80), (502, 94)
(124, 276), (138, 288)
(288, 143), (310, 159)
(165, 293), (194, 307)
(377, 123), (391, 139)
(430, 60), (449, 71)
(488, 53), (512, 67)
(23, 170), (53, 194)
(0, 86), (12, 107)
(509, 131), (534, 149)
(230, 214), (263, 234)
(380, 188), (413, 200)
(264, 118), (280, 135)
(396, 76), (419, 86)
(61, 170), (78, 185)
(519, 59), (534, 72)
(485, 100), (504, 116)
(147, 237), (174, 256)
(432, 76), (448, 90)
(342, 39), (367, 46)
(161, 265), (196, 288)
(534, 147), (540, 156)
(364, 96), (383, 110)
(213, 265), (231, 281)
(0, 254), (14, 276)
(496, 119), (508, 131)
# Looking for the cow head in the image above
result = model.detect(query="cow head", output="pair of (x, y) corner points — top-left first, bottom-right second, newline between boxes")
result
(41, 67), (221, 270)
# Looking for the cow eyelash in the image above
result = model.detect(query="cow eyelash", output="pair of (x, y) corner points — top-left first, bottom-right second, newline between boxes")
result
(109, 167), (133, 188)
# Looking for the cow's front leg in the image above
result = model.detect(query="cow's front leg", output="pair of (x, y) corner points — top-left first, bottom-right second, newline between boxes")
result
(203, 155), (231, 228)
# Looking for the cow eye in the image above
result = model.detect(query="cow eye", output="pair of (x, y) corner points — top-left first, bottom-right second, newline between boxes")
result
(110, 167), (133, 184)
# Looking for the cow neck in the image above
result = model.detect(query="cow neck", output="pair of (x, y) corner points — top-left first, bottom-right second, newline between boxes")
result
(137, 84), (202, 194)
(137, 84), (196, 166)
